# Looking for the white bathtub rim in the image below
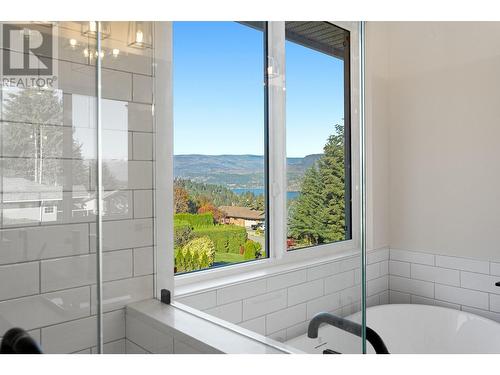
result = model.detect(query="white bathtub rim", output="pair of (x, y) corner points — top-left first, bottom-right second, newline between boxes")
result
(286, 303), (500, 354)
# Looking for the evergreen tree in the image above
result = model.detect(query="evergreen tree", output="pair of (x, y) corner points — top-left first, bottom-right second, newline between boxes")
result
(288, 123), (346, 245)
(288, 165), (326, 245)
(318, 123), (346, 242)
(2, 88), (88, 187)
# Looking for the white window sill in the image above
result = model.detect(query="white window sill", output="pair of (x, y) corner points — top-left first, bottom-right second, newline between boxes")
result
(175, 240), (360, 297)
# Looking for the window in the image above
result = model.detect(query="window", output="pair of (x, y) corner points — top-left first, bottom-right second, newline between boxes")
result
(285, 22), (351, 250)
(44, 206), (54, 214)
(172, 21), (352, 276)
(173, 22), (267, 274)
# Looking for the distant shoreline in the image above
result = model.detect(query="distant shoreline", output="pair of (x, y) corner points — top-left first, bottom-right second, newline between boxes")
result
(231, 187), (299, 200)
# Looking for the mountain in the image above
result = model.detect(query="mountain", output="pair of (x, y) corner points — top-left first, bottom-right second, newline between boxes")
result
(174, 154), (322, 190)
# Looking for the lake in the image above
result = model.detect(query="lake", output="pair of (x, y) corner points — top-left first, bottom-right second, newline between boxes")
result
(232, 188), (299, 200)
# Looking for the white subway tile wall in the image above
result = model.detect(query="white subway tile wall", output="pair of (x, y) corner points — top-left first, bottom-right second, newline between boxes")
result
(177, 247), (500, 345)
(125, 338), (149, 354)
(388, 260), (410, 277)
(387, 249), (500, 322)
(287, 279), (324, 306)
(242, 289), (287, 321)
(238, 316), (266, 336)
(389, 275), (434, 298)
(0, 21), (155, 353)
(125, 314), (173, 354)
(435, 255), (489, 274)
(265, 303), (307, 334)
(0, 262), (39, 300)
(178, 291), (217, 311)
(205, 301), (243, 324)
(177, 249), (389, 342)
(217, 279), (267, 305)
(390, 249), (434, 266)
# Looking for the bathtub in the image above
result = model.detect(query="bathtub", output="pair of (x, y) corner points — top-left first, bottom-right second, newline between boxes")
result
(286, 304), (500, 354)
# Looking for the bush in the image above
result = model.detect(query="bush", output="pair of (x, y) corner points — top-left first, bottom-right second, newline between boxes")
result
(175, 237), (215, 272)
(174, 219), (190, 227)
(198, 203), (225, 222)
(192, 225), (247, 254)
(243, 240), (262, 260)
(174, 219), (192, 250)
(174, 213), (214, 228)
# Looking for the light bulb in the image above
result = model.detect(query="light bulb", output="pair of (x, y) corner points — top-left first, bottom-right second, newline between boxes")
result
(112, 48), (120, 58)
(83, 48), (89, 58)
(136, 30), (144, 44)
(69, 38), (77, 48)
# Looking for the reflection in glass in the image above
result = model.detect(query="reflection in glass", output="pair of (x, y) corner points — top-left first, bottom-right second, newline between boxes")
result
(0, 20), (155, 353)
(0, 90), (132, 226)
(127, 21), (153, 49)
(0, 21), (99, 229)
(1, 88), (75, 225)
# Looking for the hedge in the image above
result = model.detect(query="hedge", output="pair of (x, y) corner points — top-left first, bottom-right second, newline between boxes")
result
(174, 219), (192, 250)
(243, 239), (262, 260)
(192, 225), (247, 254)
(175, 236), (215, 272)
(174, 213), (214, 227)
(174, 219), (190, 228)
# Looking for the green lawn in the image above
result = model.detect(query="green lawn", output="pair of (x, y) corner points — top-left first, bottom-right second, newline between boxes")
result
(214, 252), (245, 264)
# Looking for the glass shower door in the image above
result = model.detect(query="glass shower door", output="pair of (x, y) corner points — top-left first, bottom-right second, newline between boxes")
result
(98, 21), (156, 353)
(0, 20), (159, 354)
(0, 21), (99, 353)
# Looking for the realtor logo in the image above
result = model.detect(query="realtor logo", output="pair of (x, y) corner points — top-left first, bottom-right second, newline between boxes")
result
(1, 22), (58, 88)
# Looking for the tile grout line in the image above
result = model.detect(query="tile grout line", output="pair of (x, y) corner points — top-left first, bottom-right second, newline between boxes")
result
(38, 260), (42, 294)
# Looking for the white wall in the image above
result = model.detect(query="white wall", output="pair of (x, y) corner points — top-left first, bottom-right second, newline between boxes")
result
(381, 22), (500, 261)
(366, 22), (391, 251)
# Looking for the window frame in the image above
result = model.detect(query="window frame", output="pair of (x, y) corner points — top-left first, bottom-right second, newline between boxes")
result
(160, 21), (360, 290)
(284, 21), (353, 252)
(170, 21), (269, 277)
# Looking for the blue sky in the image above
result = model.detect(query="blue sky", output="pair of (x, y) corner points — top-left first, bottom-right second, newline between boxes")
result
(173, 22), (344, 158)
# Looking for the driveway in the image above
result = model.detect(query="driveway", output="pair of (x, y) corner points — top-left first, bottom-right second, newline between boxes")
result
(247, 229), (265, 249)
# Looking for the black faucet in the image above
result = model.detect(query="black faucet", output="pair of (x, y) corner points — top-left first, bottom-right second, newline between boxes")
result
(0, 328), (42, 354)
(307, 312), (389, 354)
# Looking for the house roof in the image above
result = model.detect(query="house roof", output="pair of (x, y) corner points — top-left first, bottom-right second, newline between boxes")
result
(2, 177), (89, 202)
(241, 21), (347, 60)
(285, 21), (347, 60)
(219, 206), (264, 221)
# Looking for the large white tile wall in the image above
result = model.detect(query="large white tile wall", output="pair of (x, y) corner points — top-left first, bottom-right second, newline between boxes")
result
(0, 22), (155, 353)
(177, 248), (389, 342)
(387, 248), (500, 322)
